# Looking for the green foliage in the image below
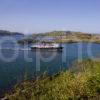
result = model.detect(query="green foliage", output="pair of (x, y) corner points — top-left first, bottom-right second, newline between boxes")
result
(17, 38), (37, 44)
(5, 60), (100, 100)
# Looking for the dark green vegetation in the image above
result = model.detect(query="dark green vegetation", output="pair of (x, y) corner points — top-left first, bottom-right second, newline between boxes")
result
(17, 38), (37, 44)
(5, 60), (100, 100)
(0, 30), (24, 36)
(18, 31), (100, 44)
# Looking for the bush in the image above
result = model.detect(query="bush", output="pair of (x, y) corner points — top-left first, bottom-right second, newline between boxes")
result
(5, 60), (100, 100)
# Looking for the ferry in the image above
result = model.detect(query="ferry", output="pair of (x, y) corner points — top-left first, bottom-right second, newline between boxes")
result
(31, 43), (63, 51)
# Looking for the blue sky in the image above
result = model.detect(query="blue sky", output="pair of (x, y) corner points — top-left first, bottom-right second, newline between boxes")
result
(0, 0), (100, 34)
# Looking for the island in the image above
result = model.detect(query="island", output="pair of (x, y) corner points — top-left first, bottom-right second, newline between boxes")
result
(17, 31), (100, 44)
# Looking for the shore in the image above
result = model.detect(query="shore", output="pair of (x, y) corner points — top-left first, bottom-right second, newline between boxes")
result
(4, 59), (100, 100)
(17, 31), (100, 44)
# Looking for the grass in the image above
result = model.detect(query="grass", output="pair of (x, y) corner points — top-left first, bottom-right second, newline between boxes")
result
(5, 59), (100, 100)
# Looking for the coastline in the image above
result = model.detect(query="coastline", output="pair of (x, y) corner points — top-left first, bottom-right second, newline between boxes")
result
(3, 60), (100, 100)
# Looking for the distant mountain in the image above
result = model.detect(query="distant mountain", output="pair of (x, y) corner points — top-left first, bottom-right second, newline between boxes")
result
(0, 30), (24, 36)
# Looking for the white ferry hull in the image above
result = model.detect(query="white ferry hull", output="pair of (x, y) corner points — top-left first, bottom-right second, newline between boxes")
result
(30, 43), (63, 51)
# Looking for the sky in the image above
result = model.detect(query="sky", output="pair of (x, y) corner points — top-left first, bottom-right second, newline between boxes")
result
(0, 0), (100, 34)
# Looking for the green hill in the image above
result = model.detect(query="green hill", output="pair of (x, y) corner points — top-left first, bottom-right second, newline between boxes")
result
(5, 60), (100, 100)
(18, 31), (100, 44)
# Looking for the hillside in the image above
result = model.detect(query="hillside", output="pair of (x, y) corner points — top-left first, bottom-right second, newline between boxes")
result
(5, 60), (100, 100)
(0, 30), (24, 36)
(18, 31), (100, 44)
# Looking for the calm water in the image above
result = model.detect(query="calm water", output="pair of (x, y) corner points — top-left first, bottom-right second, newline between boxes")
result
(0, 41), (100, 96)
